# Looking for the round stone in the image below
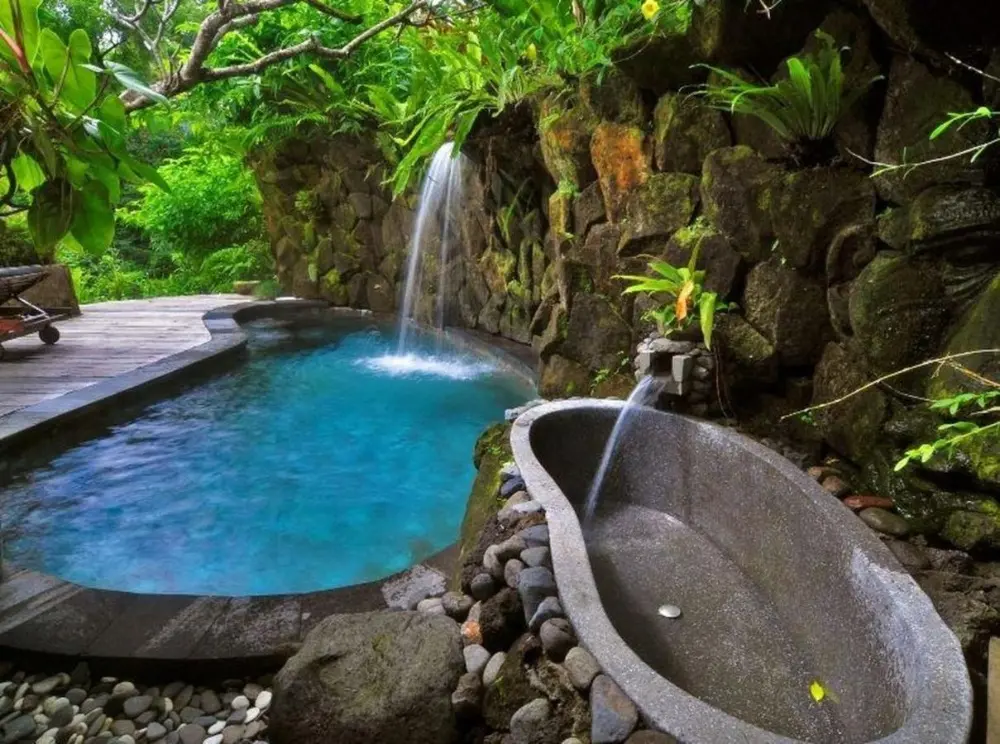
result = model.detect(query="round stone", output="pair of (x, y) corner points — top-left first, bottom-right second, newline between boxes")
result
(539, 618), (576, 661)
(123, 695), (153, 719)
(482, 652), (506, 687)
(254, 691), (271, 711)
(564, 646), (601, 691)
(510, 698), (551, 739)
(416, 597), (446, 616)
(859, 507), (910, 537)
(440, 592), (474, 621)
(244, 707), (261, 724)
(504, 559), (525, 589)
(65, 688), (87, 707)
(147, 721), (168, 742)
(178, 723), (207, 744)
(204, 735), (223, 744)
(463, 645), (490, 676)
(111, 719), (137, 736)
(111, 682), (136, 697)
(470, 573), (497, 601)
(229, 695), (249, 711)
(242, 684), (262, 703)
(207, 720), (225, 735)
(200, 691), (221, 715)
(32, 676), (64, 696)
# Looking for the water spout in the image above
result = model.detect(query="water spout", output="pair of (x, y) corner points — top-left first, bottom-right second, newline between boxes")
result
(397, 142), (467, 353)
(582, 376), (658, 528)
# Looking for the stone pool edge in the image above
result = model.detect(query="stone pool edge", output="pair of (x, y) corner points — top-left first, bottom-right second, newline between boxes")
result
(0, 300), (536, 670)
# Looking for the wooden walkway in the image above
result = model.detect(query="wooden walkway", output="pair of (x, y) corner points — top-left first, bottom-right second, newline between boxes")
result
(0, 295), (242, 419)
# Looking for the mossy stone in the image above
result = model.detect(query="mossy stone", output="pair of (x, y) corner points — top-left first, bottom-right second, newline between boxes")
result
(812, 342), (887, 463)
(652, 93), (731, 175)
(537, 93), (598, 188)
(848, 252), (950, 378)
(618, 173), (700, 256)
(874, 56), (991, 205)
(700, 146), (781, 263)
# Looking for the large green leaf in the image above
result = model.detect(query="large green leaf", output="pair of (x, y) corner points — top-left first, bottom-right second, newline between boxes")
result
(0, 0), (39, 69)
(69, 185), (114, 254)
(104, 60), (168, 105)
(26, 178), (74, 254)
(36, 28), (95, 111)
(120, 154), (170, 192)
(10, 151), (44, 191)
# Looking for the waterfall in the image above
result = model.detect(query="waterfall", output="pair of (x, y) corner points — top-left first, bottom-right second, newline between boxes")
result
(397, 142), (467, 353)
(582, 377), (659, 528)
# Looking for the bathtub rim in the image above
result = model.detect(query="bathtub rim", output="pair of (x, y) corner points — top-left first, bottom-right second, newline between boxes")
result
(510, 398), (972, 744)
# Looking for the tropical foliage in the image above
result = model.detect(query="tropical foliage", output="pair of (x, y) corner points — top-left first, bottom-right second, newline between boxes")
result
(614, 253), (727, 349)
(0, 0), (166, 256)
(696, 30), (881, 144)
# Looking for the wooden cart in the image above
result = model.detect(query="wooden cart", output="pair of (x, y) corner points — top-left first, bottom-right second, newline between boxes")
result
(0, 266), (68, 361)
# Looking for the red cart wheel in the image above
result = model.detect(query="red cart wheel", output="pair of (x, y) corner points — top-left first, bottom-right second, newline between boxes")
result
(39, 325), (60, 345)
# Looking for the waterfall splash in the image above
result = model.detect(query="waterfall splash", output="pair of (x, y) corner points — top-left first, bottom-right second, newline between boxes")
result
(582, 377), (659, 528)
(396, 141), (467, 354)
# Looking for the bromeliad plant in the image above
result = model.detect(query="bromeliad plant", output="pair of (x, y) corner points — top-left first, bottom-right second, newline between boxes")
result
(695, 30), (881, 146)
(1, 0), (167, 255)
(614, 250), (728, 349)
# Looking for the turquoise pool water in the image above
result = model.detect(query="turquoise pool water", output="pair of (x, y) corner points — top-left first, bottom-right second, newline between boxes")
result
(3, 316), (533, 595)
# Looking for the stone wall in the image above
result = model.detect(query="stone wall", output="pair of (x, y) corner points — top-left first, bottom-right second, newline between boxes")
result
(252, 0), (1000, 550)
(251, 115), (553, 347)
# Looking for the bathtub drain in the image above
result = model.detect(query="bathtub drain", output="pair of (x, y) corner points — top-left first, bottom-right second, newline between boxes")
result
(658, 604), (682, 619)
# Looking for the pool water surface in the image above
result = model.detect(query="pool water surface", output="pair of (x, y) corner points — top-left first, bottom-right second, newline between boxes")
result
(2, 317), (533, 595)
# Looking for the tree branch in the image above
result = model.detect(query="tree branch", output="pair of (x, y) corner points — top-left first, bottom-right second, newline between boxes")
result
(122, 0), (426, 110)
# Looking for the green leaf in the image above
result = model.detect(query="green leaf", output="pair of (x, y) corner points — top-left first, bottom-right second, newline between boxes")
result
(10, 151), (44, 191)
(104, 60), (168, 105)
(27, 178), (74, 254)
(0, 0), (40, 67)
(699, 291), (717, 349)
(69, 185), (114, 255)
(122, 155), (169, 192)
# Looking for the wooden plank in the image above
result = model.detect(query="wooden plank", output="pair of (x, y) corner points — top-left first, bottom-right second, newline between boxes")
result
(0, 295), (240, 419)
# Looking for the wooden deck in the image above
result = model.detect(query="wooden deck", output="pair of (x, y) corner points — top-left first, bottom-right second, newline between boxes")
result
(0, 295), (242, 419)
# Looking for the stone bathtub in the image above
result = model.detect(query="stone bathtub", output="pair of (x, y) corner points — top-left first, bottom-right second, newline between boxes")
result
(510, 399), (971, 744)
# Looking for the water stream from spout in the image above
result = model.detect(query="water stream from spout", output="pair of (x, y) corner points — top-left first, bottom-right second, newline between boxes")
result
(396, 142), (467, 354)
(582, 376), (658, 529)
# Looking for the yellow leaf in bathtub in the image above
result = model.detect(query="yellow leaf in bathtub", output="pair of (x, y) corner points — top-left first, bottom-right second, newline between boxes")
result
(809, 681), (826, 702)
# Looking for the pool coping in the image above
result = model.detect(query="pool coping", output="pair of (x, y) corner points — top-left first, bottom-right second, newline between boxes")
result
(0, 299), (538, 671)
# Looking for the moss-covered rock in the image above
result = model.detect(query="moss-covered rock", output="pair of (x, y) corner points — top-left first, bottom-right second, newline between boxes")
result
(579, 67), (645, 125)
(848, 252), (951, 377)
(874, 56), (991, 205)
(743, 258), (831, 366)
(548, 191), (573, 240)
(652, 93), (731, 175)
(554, 293), (632, 372)
(572, 182), (606, 240)
(813, 342), (888, 462)
(539, 354), (591, 398)
(663, 220), (742, 296)
(714, 314), (778, 381)
(537, 93), (598, 189)
(590, 122), (651, 222)
(942, 510), (1000, 552)
(618, 173), (700, 256)
(769, 167), (876, 272)
(701, 146), (781, 263)
(927, 271), (1000, 488)
(908, 186), (1000, 258)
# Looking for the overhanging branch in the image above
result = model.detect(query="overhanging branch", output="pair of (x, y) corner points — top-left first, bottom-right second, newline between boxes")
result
(121, 0), (428, 111)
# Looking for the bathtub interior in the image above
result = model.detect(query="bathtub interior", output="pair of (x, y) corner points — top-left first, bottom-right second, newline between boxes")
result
(527, 405), (911, 744)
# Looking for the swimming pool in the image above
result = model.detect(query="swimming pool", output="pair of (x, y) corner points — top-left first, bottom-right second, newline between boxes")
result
(1, 315), (533, 595)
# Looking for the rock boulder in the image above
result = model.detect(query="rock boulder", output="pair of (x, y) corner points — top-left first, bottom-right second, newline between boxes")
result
(270, 611), (463, 744)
